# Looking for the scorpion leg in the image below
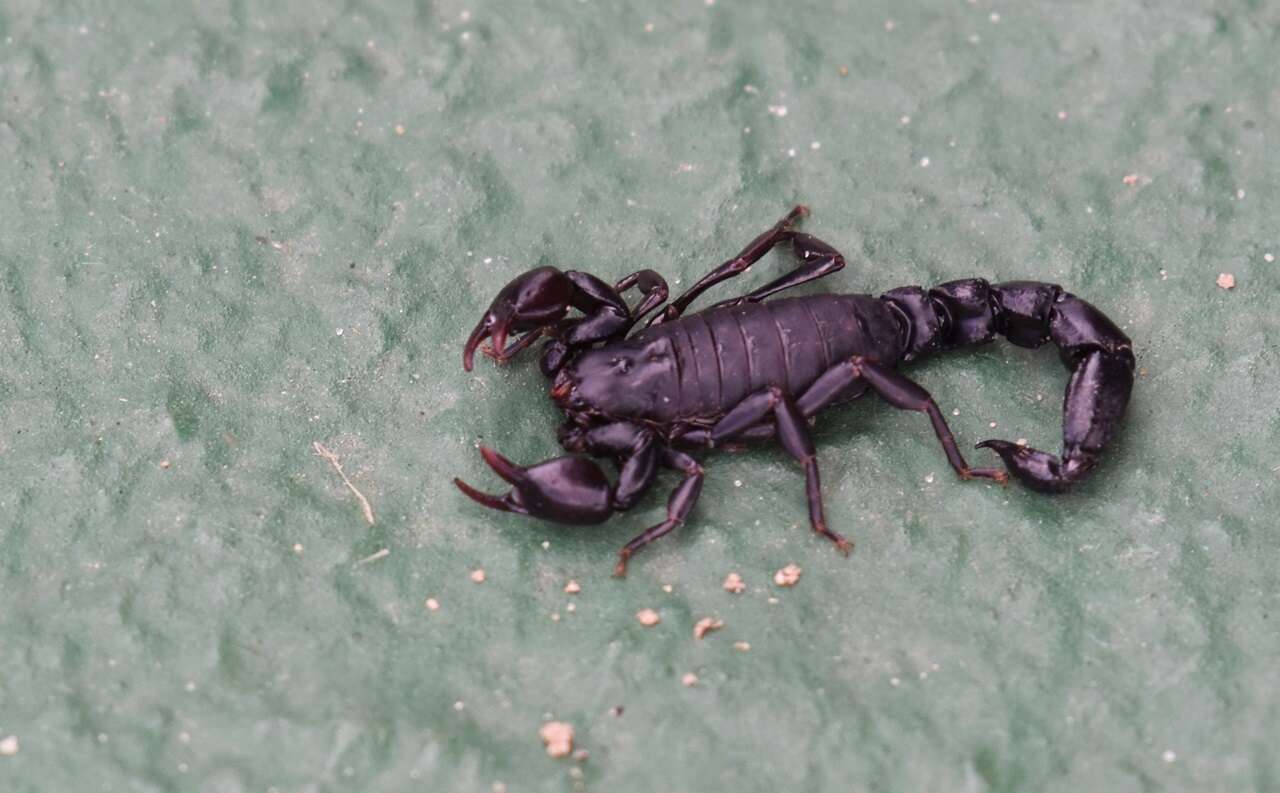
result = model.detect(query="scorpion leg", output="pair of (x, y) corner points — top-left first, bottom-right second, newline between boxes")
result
(704, 232), (847, 312)
(614, 448), (704, 577)
(614, 269), (670, 329)
(844, 358), (1008, 483)
(648, 205), (807, 325)
(710, 385), (852, 554)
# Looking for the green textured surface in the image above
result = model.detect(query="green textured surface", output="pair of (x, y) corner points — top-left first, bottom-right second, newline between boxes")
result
(2, 0), (1279, 791)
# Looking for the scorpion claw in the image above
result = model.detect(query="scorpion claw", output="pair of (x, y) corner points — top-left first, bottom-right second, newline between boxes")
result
(456, 446), (615, 525)
(463, 266), (573, 371)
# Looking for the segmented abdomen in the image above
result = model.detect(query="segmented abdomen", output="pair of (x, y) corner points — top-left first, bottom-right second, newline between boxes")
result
(630, 294), (902, 421)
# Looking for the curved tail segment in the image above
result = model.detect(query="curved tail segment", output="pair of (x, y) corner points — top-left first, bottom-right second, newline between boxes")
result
(978, 282), (1135, 493)
(887, 279), (1136, 493)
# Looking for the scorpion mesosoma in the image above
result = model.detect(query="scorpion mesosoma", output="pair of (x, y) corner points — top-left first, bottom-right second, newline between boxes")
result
(455, 206), (1135, 576)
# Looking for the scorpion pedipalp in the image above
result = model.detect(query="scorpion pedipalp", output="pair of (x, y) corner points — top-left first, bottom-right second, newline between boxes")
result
(453, 446), (615, 525)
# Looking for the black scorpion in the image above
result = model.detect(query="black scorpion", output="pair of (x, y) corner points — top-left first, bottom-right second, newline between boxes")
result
(455, 207), (1135, 575)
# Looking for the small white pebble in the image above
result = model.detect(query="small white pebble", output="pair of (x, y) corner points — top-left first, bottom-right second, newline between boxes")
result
(884, 19), (895, 31)
(185, 681), (196, 692)
(1264, 253), (1274, 263)
(636, 608), (661, 627)
(566, 603), (576, 613)
(890, 677), (901, 686)
(767, 597), (779, 604)
(460, 9), (472, 21)
(1159, 269), (1168, 280)
(454, 701), (465, 711)
(734, 641), (751, 652)
(1236, 189), (1245, 199)
(550, 612), (561, 622)
(1163, 750), (1177, 763)
(989, 12), (1001, 22)
(682, 672), (699, 687)
(425, 598), (440, 611)
(952, 408), (960, 416)
(919, 157), (930, 168)
(1015, 438), (1028, 447)
(470, 568), (486, 583)
(0, 736), (17, 756)
(542, 540), (551, 549)
(924, 473), (935, 484)
(293, 543), (303, 553)
(1217, 273), (1235, 289)
(394, 124), (406, 136)
(900, 115), (911, 125)
(1123, 173), (1139, 186)
(643, 22), (654, 33)
(1057, 110), (1068, 120)
(989, 421), (998, 428)
(564, 580), (581, 594)
(767, 105), (788, 118)
(336, 328), (344, 336)
(787, 148), (797, 158)
(969, 33), (981, 44)
(734, 479), (743, 487)
(662, 584), (673, 594)
(810, 141), (821, 150)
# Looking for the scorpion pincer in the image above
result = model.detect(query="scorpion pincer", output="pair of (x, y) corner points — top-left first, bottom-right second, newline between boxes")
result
(455, 206), (1135, 576)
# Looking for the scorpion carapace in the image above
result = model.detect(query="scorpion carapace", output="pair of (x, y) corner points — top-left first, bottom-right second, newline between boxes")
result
(456, 206), (1135, 575)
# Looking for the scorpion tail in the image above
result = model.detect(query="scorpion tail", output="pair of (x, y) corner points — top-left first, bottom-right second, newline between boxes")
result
(969, 281), (1135, 493)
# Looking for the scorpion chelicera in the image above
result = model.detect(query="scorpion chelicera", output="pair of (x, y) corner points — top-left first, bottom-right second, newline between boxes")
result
(455, 206), (1135, 576)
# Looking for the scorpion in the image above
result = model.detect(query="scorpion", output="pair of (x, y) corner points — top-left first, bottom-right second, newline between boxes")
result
(455, 206), (1135, 576)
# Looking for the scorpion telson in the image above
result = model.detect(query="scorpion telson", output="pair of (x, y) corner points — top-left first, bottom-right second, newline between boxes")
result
(456, 206), (1135, 576)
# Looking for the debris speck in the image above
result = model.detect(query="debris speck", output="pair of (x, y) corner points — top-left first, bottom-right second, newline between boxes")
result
(470, 568), (486, 583)
(566, 603), (576, 613)
(682, 672), (699, 687)
(734, 479), (743, 487)
(742, 84), (759, 94)
(1264, 253), (1274, 263)
(989, 12), (1001, 22)
(734, 641), (751, 652)
(159, 459), (171, 469)
(453, 701), (465, 711)
(312, 442), (376, 525)
(884, 19), (895, 31)
(989, 421), (998, 428)
(919, 157), (930, 168)
(1015, 438), (1028, 447)
(542, 540), (551, 549)
(643, 22), (654, 33)
(564, 580), (581, 594)
(539, 721), (575, 759)
(924, 473), (935, 484)
(969, 33), (981, 44)
(425, 598), (440, 611)
(1057, 110), (1068, 120)
(1162, 750), (1177, 763)
(356, 548), (390, 566)
(810, 141), (821, 150)
(839, 65), (849, 76)
(900, 115), (911, 125)
(1122, 173), (1140, 186)
(610, 705), (624, 717)
(774, 564), (802, 587)
(662, 584), (673, 594)
(694, 617), (724, 639)
(677, 162), (695, 173)
(394, 124), (406, 136)
(1217, 273), (1235, 289)
(890, 677), (901, 686)
(767, 105), (788, 118)
(0, 736), (16, 756)
(636, 608), (661, 627)
(292, 543), (303, 553)
(1236, 189), (1245, 199)
(1159, 269), (1168, 280)
(723, 572), (746, 593)
(550, 613), (561, 622)
(787, 148), (797, 158)
(767, 596), (779, 604)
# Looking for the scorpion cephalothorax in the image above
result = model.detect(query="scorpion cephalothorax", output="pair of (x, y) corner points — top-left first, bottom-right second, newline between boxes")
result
(456, 206), (1135, 575)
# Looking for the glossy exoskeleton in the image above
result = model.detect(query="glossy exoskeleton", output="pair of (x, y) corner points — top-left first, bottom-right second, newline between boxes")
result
(455, 207), (1135, 575)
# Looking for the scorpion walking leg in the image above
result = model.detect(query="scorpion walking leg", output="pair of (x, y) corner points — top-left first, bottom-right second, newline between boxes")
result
(704, 232), (847, 312)
(649, 205), (807, 325)
(710, 385), (852, 554)
(614, 448), (704, 577)
(839, 358), (1009, 484)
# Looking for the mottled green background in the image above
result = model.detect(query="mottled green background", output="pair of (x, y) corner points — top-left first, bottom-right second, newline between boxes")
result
(2, 0), (1278, 791)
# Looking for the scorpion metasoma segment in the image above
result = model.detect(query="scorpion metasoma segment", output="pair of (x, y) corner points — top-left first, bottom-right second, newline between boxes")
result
(455, 206), (1135, 575)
